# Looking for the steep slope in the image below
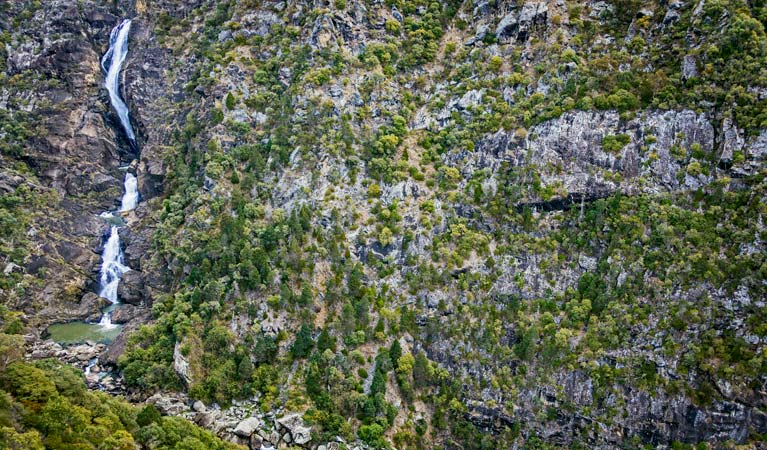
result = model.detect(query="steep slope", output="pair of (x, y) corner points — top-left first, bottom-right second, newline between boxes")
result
(2, 0), (767, 449)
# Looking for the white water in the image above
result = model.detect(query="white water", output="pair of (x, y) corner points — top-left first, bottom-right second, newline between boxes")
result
(97, 226), (130, 327)
(102, 19), (135, 142)
(119, 172), (139, 211)
(93, 19), (139, 329)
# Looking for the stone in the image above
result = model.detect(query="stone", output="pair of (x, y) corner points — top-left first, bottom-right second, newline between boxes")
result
(109, 304), (138, 324)
(682, 55), (698, 80)
(276, 414), (312, 445)
(117, 270), (146, 305)
(496, 2), (547, 41)
(173, 341), (193, 386)
(146, 393), (190, 416)
(234, 417), (262, 437)
(192, 400), (207, 412)
(720, 117), (743, 162)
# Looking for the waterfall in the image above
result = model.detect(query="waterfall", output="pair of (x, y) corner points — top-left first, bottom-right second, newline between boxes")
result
(99, 227), (130, 302)
(95, 19), (139, 328)
(119, 172), (139, 212)
(102, 19), (136, 143)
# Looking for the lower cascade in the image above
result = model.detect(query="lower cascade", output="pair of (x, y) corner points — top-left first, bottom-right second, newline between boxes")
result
(96, 225), (130, 327)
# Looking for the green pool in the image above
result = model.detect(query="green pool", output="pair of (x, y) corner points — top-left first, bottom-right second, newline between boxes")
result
(46, 322), (123, 345)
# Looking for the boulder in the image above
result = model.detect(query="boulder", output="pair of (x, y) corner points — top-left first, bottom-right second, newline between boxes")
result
(276, 414), (312, 445)
(109, 304), (138, 324)
(77, 292), (111, 321)
(496, 2), (547, 41)
(117, 270), (146, 305)
(234, 417), (262, 437)
(146, 393), (190, 416)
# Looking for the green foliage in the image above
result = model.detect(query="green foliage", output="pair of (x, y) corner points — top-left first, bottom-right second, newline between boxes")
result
(225, 92), (236, 110)
(0, 360), (240, 450)
(602, 134), (631, 153)
(291, 324), (315, 359)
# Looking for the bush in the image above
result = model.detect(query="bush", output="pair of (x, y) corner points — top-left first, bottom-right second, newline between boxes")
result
(602, 134), (631, 154)
(225, 92), (236, 110)
(368, 183), (382, 198)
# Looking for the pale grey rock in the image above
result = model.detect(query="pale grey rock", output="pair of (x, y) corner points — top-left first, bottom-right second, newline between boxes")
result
(720, 117), (743, 162)
(193, 400), (207, 412)
(234, 417), (262, 437)
(589, 1), (614, 20)
(682, 55), (698, 80)
(496, 2), (548, 40)
(475, 23), (489, 41)
(147, 392), (190, 416)
(277, 414), (312, 445)
(173, 341), (192, 386)
(457, 89), (483, 110)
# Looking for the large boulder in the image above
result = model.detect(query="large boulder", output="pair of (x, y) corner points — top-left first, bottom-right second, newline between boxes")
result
(234, 417), (262, 437)
(146, 392), (190, 416)
(276, 414), (312, 445)
(117, 270), (146, 305)
(496, 2), (548, 41)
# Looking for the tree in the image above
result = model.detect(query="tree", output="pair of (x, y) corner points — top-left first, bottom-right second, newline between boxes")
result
(358, 423), (386, 448)
(298, 284), (312, 306)
(317, 328), (336, 353)
(225, 92), (236, 110)
(291, 325), (314, 359)
(137, 404), (162, 427)
(98, 429), (136, 450)
(0, 363), (58, 410)
(237, 357), (254, 382)
(0, 427), (44, 450)
(0, 334), (23, 371)
(370, 369), (386, 397)
(348, 264), (364, 299)
(396, 353), (415, 376)
(413, 352), (431, 388)
(389, 340), (402, 369)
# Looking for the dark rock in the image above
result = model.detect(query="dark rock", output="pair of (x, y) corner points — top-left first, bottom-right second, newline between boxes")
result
(117, 270), (146, 305)
(109, 304), (138, 324)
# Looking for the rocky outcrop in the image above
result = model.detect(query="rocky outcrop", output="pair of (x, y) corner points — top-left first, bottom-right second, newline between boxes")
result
(454, 109), (721, 209)
(173, 341), (193, 386)
(495, 2), (548, 41)
(117, 270), (147, 305)
(276, 414), (312, 445)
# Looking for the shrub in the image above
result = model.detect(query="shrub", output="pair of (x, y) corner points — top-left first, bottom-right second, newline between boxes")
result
(602, 134), (631, 154)
(225, 92), (236, 110)
(368, 183), (382, 198)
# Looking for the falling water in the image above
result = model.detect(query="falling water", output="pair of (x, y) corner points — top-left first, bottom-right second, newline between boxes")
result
(95, 19), (139, 328)
(102, 19), (135, 143)
(97, 227), (130, 327)
(48, 19), (138, 344)
(119, 172), (139, 212)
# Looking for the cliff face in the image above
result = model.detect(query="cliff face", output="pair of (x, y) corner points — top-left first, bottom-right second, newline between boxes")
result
(3, 0), (767, 449)
(0, 1), (126, 327)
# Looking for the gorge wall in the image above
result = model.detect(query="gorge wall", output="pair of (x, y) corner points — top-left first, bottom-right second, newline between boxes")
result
(1, 0), (767, 449)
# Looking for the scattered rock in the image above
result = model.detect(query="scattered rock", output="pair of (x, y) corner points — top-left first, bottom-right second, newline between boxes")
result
(276, 414), (312, 445)
(234, 417), (262, 437)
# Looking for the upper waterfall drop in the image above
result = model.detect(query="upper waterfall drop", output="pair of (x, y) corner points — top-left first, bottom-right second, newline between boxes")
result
(102, 19), (136, 143)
